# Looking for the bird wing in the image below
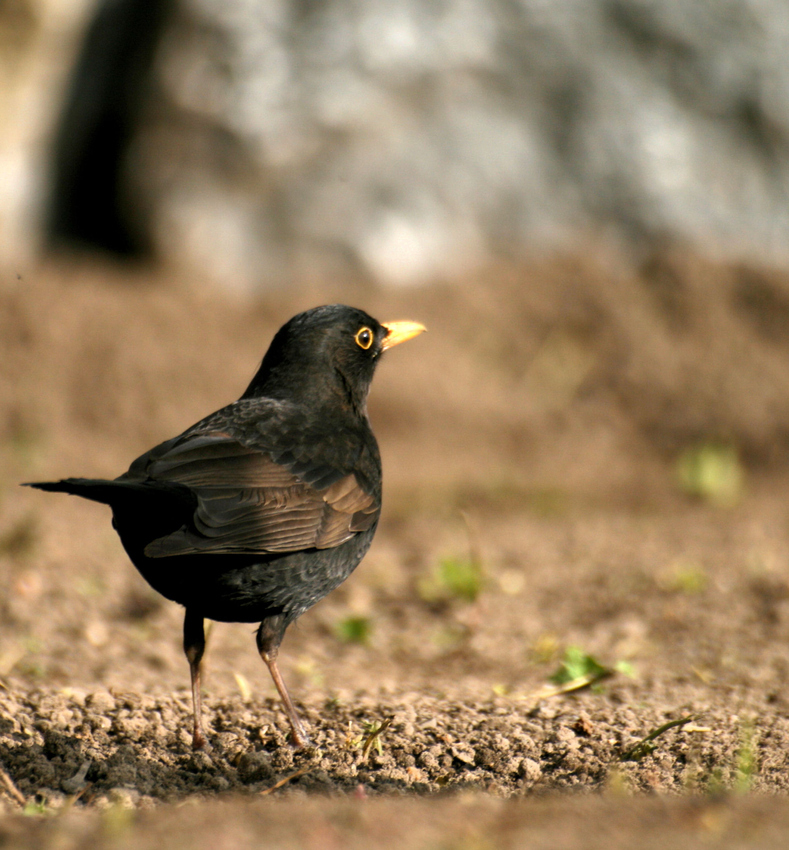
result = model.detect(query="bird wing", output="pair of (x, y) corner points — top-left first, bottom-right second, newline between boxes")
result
(130, 432), (378, 558)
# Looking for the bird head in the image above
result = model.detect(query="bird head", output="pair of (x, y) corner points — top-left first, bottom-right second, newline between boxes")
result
(242, 305), (425, 414)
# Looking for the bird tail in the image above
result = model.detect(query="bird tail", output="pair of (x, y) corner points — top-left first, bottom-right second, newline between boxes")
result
(25, 478), (197, 556)
(24, 477), (196, 513)
(23, 478), (133, 506)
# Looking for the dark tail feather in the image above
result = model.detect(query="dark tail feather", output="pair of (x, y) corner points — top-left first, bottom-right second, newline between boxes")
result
(23, 478), (130, 506)
(25, 478), (197, 550)
(24, 477), (195, 513)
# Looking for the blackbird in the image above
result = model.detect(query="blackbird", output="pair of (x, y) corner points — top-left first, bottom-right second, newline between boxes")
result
(25, 305), (425, 749)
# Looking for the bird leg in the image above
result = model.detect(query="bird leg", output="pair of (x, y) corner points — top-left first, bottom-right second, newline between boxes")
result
(183, 609), (208, 750)
(256, 622), (311, 748)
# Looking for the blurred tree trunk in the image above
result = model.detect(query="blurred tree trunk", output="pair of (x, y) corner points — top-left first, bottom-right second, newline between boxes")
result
(46, 0), (175, 259)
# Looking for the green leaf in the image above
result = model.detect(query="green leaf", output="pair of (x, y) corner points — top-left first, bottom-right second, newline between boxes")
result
(334, 616), (372, 645)
(549, 646), (608, 686)
(419, 556), (483, 604)
(614, 660), (636, 678)
(676, 442), (744, 507)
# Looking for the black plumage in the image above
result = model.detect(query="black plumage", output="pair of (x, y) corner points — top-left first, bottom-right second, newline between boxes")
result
(25, 305), (425, 748)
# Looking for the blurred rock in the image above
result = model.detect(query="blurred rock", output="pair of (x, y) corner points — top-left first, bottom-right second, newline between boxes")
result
(4, 1), (789, 285)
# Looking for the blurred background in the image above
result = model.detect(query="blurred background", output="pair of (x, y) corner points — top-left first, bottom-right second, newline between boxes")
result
(3, 0), (789, 287)
(2, 0), (789, 481)
(1, 0), (789, 745)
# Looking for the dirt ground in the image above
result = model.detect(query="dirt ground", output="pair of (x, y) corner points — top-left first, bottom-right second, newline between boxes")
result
(2, 252), (789, 846)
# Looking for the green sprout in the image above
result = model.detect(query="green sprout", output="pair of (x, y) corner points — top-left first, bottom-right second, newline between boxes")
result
(419, 556), (483, 604)
(676, 442), (744, 507)
(660, 561), (708, 594)
(350, 718), (393, 761)
(620, 716), (694, 762)
(734, 720), (757, 793)
(549, 646), (610, 687)
(334, 615), (373, 645)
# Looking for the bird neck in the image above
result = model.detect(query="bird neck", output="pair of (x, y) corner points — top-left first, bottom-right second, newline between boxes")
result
(242, 362), (370, 420)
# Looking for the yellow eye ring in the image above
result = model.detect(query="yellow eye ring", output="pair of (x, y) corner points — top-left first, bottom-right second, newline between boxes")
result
(355, 327), (373, 350)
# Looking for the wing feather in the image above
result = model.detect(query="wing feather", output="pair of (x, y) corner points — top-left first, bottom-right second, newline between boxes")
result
(138, 432), (379, 558)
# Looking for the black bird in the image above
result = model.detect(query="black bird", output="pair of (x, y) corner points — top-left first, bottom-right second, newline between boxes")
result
(25, 305), (425, 749)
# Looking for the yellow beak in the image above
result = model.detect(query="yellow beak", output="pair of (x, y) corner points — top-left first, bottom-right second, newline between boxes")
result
(380, 320), (427, 351)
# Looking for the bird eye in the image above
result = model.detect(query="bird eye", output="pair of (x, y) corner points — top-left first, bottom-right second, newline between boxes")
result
(355, 327), (373, 350)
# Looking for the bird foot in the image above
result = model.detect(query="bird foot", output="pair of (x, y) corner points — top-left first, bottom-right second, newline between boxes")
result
(291, 729), (313, 750)
(191, 731), (212, 752)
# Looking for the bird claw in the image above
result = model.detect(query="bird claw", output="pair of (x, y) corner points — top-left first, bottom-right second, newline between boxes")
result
(291, 732), (313, 750)
(191, 731), (212, 752)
